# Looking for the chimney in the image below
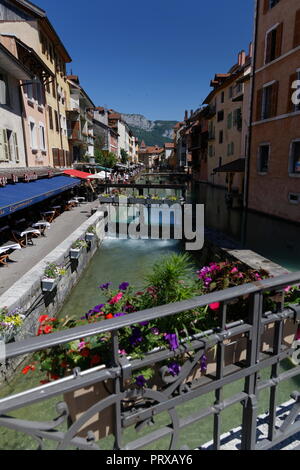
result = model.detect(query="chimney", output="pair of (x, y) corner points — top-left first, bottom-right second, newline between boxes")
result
(238, 52), (242, 66)
(248, 42), (253, 58)
(184, 110), (188, 121)
(240, 50), (246, 66)
(190, 110), (193, 117)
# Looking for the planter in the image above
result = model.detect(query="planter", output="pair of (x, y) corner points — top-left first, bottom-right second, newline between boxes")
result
(41, 277), (57, 292)
(70, 247), (82, 260)
(131, 198), (147, 205)
(0, 327), (19, 344)
(164, 199), (179, 206)
(99, 196), (114, 204)
(64, 318), (299, 440)
(85, 233), (95, 242)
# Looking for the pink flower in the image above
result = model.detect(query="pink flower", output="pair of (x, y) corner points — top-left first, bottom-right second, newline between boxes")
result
(296, 328), (300, 341)
(231, 268), (238, 274)
(109, 292), (123, 305)
(209, 302), (220, 311)
(284, 286), (292, 293)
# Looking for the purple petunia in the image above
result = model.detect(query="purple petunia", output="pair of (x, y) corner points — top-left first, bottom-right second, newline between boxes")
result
(99, 282), (112, 290)
(92, 304), (105, 313)
(119, 282), (130, 291)
(151, 327), (160, 336)
(165, 333), (179, 351)
(114, 312), (126, 318)
(129, 327), (143, 346)
(135, 375), (147, 388)
(168, 362), (181, 377)
(139, 321), (149, 327)
(200, 354), (208, 373)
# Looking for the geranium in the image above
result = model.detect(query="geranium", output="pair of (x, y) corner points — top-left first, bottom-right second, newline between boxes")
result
(38, 315), (49, 323)
(109, 293), (123, 305)
(209, 303), (220, 311)
(22, 365), (35, 375)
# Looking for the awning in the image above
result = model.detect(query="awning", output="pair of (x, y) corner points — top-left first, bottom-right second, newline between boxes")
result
(0, 176), (81, 218)
(64, 169), (92, 179)
(96, 166), (112, 173)
(214, 158), (246, 173)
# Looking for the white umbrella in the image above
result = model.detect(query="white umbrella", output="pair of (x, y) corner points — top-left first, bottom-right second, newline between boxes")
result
(87, 171), (107, 179)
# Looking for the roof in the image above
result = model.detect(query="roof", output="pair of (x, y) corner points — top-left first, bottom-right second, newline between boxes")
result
(0, 42), (32, 80)
(11, 0), (71, 63)
(214, 158), (246, 173)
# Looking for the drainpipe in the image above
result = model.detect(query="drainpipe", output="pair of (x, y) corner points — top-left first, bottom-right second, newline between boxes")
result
(243, 0), (259, 210)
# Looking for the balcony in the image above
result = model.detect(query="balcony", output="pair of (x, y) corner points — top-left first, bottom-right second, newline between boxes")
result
(0, 272), (299, 450)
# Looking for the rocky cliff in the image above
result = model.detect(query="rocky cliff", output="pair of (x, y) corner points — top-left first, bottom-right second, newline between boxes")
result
(121, 113), (177, 146)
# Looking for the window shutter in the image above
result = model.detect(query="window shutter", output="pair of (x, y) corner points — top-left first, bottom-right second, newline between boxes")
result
(287, 73), (297, 113)
(3, 130), (10, 160)
(13, 133), (19, 162)
(294, 9), (300, 48)
(275, 23), (283, 59)
(270, 81), (279, 117)
(0, 75), (6, 105)
(256, 88), (263, 121)
(265, 31), (272, 63)
(263, 0), (269, 14)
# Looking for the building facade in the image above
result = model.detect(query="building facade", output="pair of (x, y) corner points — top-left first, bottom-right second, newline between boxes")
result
(0, 0), (72, 168)
(203, 48), (252, 194)
(0, 41), (30, 171)
(67, 75), (94, 164)
(247, 0), (300, 222)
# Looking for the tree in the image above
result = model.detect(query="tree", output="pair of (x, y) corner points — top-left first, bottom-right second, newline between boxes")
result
(120, 148), (129, 165)
(94, 135), (117, 168)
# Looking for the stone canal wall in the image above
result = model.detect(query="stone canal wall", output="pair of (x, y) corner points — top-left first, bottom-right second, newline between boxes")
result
(0, 211), (105, 381)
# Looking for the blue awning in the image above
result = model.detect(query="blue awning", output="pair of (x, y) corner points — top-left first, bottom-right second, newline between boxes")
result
(0, 175), (81, 218)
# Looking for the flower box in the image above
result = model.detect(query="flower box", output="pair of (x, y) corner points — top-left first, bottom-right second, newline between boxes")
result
(63, 318), (299, 440)
(85, 233), (95, 242)
(99, 196), (114, 204)
(41, 277), (57, 292)
(70, 247), (82, 260)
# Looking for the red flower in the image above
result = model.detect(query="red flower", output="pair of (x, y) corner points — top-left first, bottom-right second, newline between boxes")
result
(90, 355), (101, 366)
(37, 328), (44, 336)
(60, 361), (68, 369)
(105, 314), (114, 320)
(38, 315), (49, 323)
(80, 348), (90, 358)
(43, 325), (53, 334)
(50, 374), (60, 381)
(22, 365), (35, 375)
(209, 302), (220, 311)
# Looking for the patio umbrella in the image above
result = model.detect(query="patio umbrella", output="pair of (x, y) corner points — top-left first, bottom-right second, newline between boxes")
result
(87, 171), (107, 180)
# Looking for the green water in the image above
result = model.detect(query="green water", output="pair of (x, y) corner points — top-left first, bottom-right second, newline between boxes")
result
(0, 237), (299, 450)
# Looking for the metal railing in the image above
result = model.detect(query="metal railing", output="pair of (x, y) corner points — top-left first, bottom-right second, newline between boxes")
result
(0, 272), (300, 450)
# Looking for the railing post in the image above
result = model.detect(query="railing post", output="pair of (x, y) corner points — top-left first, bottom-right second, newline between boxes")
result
(112, 331), (122, 450)
(241, 292), (262, 450)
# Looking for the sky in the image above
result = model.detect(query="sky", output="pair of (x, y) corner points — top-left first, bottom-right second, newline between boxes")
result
(36, 0), (255, 121)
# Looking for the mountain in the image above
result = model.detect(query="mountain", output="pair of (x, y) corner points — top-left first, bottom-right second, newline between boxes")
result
(121, 114), (178, 147)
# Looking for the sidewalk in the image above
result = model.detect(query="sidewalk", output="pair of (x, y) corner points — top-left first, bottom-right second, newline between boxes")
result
(0, 200), (100, 296)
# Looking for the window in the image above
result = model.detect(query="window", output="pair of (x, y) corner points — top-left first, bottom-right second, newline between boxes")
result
(263, 0), (280, 13)
(265, 24), (283, 64)
(229, 86), (233, 99)
(217, 110), (224, 122)
(0, 74), (10, 106)
(29, 120), (37, 150)
(294, 10), (300, 48)
(289, 193), (300, 204)
(0, 129), (10, 161)
(258, 144), (270, 173)
(227, 142), (234, 156)
(233, 108), (242, 130)
(52, 81), (56, 99)
(221, 92), (224, 104)
(289, 141), (300, 175)
(48, 106), (53, 130)
(39, 124), (46, 151)
(257, 82), (279, 120)
(219, 157), (222, 168)
(227, 112), (232, 129)
(208, 145), (214, 158)
(219, 130), (223, 144)
(54, 110), (59, 132)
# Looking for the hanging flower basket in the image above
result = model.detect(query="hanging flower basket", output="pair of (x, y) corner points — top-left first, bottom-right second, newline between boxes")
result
(70, 247), (82, 260)
(41, 277), (58, 292)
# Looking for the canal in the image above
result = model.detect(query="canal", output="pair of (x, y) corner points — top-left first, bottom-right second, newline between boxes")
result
(0, 177), (299, 450)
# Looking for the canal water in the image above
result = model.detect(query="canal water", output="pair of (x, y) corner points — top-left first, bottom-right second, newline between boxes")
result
(0, 177), (299, 449)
